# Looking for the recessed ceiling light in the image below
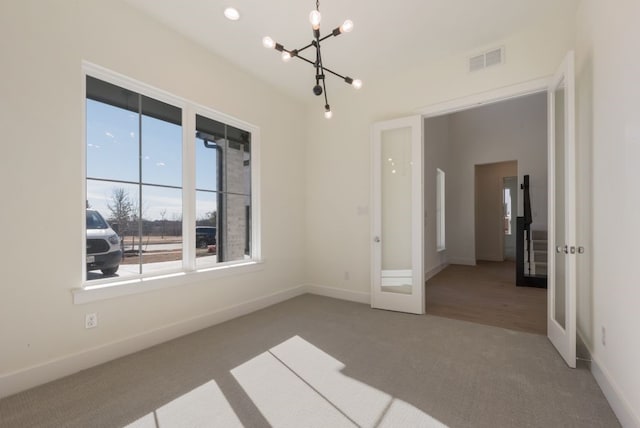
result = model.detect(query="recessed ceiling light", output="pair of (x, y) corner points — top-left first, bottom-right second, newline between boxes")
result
(224, 7), (240, 21)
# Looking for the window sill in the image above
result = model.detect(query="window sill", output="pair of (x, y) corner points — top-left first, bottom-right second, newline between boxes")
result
(73, 260), (264, 304)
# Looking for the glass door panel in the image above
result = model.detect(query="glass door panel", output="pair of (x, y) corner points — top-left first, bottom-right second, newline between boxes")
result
(553, 82), (566, 329)
(371, 115), (424, 314)
(380, 127), (413, 295)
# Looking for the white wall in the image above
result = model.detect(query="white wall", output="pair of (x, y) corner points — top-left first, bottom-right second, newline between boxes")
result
(576, 1), (640, 425)
(0, 0), (307, 395)
(446, 93), (547, 265)
(305, 15), (575, 296)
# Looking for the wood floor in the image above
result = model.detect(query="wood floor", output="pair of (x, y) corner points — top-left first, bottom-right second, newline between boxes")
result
(426, 261), (547, 335)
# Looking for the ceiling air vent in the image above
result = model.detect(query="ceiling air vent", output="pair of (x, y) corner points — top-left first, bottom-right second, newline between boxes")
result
(469, 54), (485, 72)
(469, 46), (505, 72)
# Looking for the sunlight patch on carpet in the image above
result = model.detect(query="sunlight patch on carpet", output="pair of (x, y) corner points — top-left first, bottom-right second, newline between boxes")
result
(232, 335), (447, 427)
(125, 380), (242, 428)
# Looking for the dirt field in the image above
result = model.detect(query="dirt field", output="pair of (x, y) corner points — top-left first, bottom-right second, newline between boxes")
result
(117, 235), (217, 264)
(121, 248), (215, 264)
(120, 235), (182, 245)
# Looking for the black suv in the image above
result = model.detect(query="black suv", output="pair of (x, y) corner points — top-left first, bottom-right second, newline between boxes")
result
(196, 226), (217, 248)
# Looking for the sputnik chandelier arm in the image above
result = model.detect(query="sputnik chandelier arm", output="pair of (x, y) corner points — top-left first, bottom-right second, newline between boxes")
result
(262, 0), (362, 118)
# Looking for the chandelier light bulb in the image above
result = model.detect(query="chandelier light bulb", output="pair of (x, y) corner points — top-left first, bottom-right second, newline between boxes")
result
(340, 20), (354, 33)
(262, 36), (275, 49)
(223, 7), (240, 21)
(281, 51), (292, 62)
(352, 79), (363, 89)
(309, 10), (322, 30)
(324, 105), (333, 119)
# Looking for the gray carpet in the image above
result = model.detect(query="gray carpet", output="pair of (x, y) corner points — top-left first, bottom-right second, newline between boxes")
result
(0, 294), (619, 427)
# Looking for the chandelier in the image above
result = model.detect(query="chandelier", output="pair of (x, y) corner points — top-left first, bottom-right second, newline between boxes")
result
(262, 0), (362, 119)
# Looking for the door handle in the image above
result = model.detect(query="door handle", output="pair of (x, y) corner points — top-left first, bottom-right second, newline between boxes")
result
(374, 236), (381, 243)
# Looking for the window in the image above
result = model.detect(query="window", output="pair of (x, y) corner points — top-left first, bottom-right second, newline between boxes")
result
(86, 76), (183, 280)
(436, 168), (445, 251)
(503, 187), (512, 235)
(84, 67), (258, 285)
(195, 115), (251, 267)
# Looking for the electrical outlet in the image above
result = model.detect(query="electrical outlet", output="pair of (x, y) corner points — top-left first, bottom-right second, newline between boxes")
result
(85, 313), (98, 329)
(601, 326), (606, 346)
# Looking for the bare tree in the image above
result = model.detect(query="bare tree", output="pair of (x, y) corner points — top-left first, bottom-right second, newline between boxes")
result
(171, 213), (182, 236)
(107, 187), (133, 237)
(159, 209), (167, 239)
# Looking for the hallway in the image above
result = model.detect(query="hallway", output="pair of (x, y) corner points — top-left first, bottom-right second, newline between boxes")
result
(426, 261), (546, 335)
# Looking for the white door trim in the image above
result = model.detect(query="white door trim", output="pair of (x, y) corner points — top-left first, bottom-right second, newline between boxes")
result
(416, 77), (549, 118)
(414, 72), (576, 367)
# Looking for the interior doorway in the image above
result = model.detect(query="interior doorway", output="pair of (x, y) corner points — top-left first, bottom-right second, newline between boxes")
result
(503, 176), (518, 260)
(423, 92), (547, 335)
(475, 160), (517, 262)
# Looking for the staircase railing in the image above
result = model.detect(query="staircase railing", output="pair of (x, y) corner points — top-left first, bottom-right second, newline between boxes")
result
(516, 175), (547, 288)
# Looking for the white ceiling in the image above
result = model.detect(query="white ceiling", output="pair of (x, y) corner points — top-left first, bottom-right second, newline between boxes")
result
(123, 0), (579, 102)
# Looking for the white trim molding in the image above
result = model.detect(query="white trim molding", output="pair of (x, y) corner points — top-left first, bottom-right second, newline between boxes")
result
(73, 261), (264, 304)
(416, 77), (549, 118)
(447, 258), (477, 266)
(305, 284), (371, 305)
(425, 263), (449, 282)
(0, 285), (306, 399)
(591, 356), (640, 428)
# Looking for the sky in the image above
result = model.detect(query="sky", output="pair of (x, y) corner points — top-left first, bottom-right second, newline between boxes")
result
(86, 99), (220, 222)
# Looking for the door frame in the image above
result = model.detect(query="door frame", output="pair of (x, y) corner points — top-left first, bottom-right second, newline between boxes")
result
(412, 73), (576, 365)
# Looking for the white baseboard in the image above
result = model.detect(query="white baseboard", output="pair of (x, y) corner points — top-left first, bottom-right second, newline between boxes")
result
(576, 329), (593, 364)
(305, 284), (370, 304)
(0, 285), (307, 399)
(425, 263), (449, 281)
(447, 258), (476, 266)
(591, 355), (640, 428)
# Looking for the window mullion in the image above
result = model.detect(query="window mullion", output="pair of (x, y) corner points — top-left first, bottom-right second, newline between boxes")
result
(182, 106), (196, 271)
(137, 94), (144, 275)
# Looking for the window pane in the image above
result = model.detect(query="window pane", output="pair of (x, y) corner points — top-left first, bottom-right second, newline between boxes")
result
(139, 185), (183, 274)
(196, 190), (218, 266)
(141, 96), (182, 187)
(86, 98), (139, 183)
(195, 115), (223, 191)
(196, 115), (252, 265)
(436, 169), (445, 250)
(225, 125), (251, 195)
(195, 134), (219, 192)
(220, 193), (251, 262)
(86, 179), (139, 280)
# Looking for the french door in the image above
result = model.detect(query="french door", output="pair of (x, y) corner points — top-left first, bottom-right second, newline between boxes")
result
(548, 51), (576, 368)
(371, 116), (424, 314)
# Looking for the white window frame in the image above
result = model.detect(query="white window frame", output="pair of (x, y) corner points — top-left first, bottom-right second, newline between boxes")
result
(436, 168), (445, 251)
(75, 62), (261, 304)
